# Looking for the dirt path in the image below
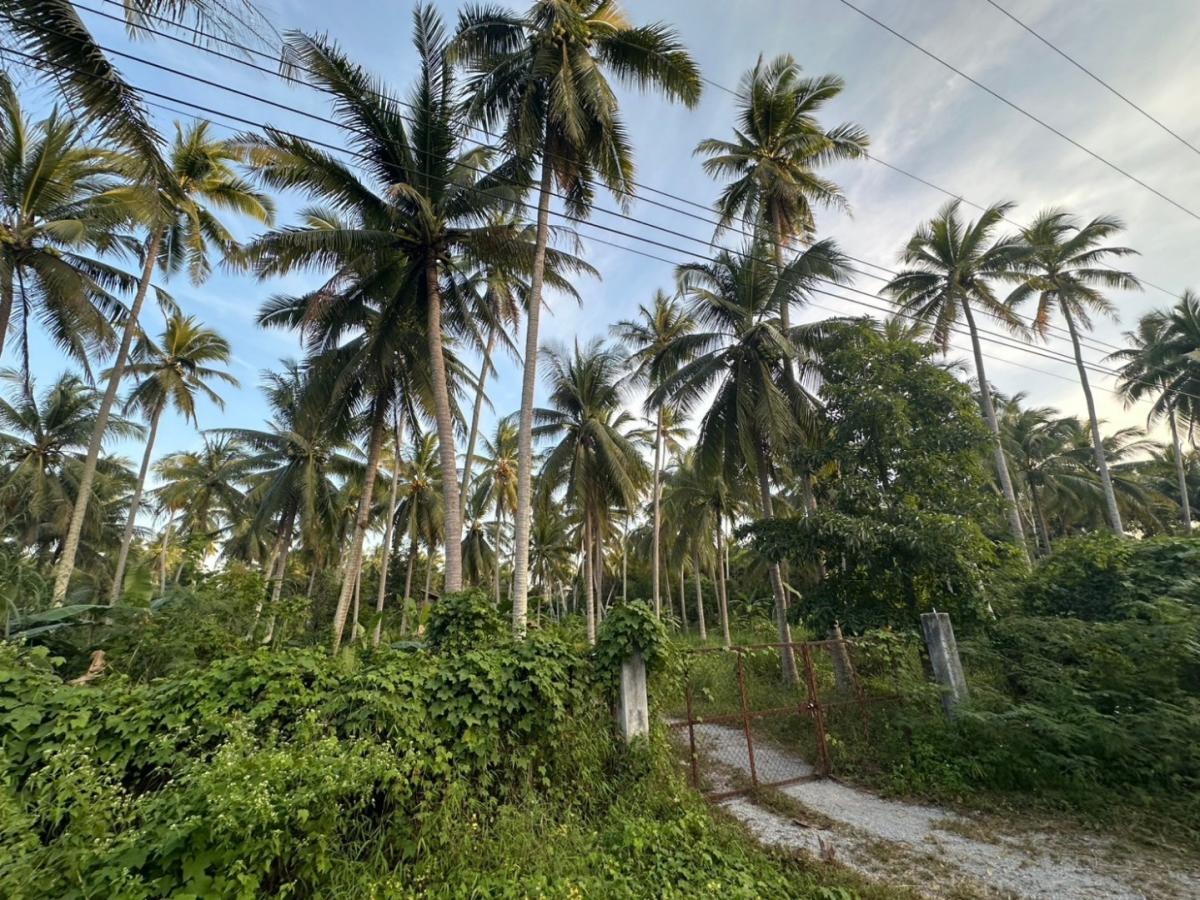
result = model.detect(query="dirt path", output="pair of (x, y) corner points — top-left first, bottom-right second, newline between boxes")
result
(687, 722), (1200, 899)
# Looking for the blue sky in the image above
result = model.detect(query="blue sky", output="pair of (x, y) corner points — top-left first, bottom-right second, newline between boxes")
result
(18, 0), (1200, 482)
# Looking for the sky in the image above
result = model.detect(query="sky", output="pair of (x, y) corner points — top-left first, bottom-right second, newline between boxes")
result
(16, 0), (1200, 494)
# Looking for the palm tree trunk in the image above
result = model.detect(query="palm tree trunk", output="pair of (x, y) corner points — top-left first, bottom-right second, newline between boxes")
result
(651, 407), (663, 617)
(460, 327), (496, 515)
(1063, 306), (1124, 535)
(261, 499), (298, 628)
(583, 515), (596, 645)
(109, 404), (163, 603)
(1028, 480), (1052, 556)
(960, 300), (1029, 557)
(52, 228), (164, 605)
(425, 260), (464, 591)
(1169, 407), (1193, 532)
(755, 441), (798, 684)
(401, 528), (417, 634)
(493, 502), (503, 607)
(351, 565), (361, 639)
(621, 516), (628, 605)
(374, 415), (405, 646)
(331, 401), (387, 651)
(695, 556), (708, 642)
(0, 269), (13, 362)
(677, 561), (687, 634)
(715, 515), (731, 649)
(158, 518), (171, 593)
(511, 149), (555, 637)
(421, 552), (432, 616)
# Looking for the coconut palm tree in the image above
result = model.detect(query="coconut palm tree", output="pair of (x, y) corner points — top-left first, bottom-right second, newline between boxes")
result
(454, 0), (702, 635)
(696, 54), (867, 334)
(1009, 209), (1141, 536)
(219, 362), (360, 631)
(1, 0), (272, 193)
(1110, 293), (1200, 531)
(882, 200), (1031, 554)
(535, 339), (649, 643)
(654, 237), (853, 681)
(613, 289), (695, 617)
(152, 434), (253, 557)
(108, 313), (237, 601)
(0, 76), (141, 373)
(243, 13), (529, 623)
(472, 414), (519, 605)
(51, 121), (273, 604)
(457, 223), (591, 518)
(395, 432), (444, 630)
(527, 491), (574, 618)
(0, 370), (140, 555)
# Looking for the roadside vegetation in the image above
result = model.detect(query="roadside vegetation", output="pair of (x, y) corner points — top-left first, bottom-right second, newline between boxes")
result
(0, 0), (1198, 897)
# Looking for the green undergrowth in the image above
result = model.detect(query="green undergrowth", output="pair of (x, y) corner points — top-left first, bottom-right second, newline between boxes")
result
(0, 595), (884, 898)
(662, 556), (1200, 853)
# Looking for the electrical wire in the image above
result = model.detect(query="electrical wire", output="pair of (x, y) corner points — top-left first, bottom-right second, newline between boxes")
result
(3, 41), (1193, 408)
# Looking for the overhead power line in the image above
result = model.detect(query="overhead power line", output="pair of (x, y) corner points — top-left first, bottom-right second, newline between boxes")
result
(981, 0), (1200, 159)
(835, 0), (1200, 223)
(73, 0), (1135, 360)
(3, 39), (1191, 409)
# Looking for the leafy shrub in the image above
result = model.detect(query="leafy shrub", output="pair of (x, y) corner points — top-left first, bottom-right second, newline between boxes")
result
(1022, 533), (1200, 620)
(425, 588), (505, 652)
(594, 600), (671, 683)
(0, 636), (880, 898)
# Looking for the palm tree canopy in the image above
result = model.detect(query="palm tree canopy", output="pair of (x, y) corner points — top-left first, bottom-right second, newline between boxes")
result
(883, 199), (1028, 351)
(455, 0), (702, 213)
(535, 338), (649, 524)
(696, 54), (868, 242)
(652, 236), (853, 478)
(1008, 208), (1141, 334)
(0, 76), (145, 371)
(1110, 291), (1200, 428)
(121, 312), (238, 425)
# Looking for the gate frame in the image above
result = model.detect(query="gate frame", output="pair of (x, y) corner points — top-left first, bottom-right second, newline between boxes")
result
(673, 639), (892, 800)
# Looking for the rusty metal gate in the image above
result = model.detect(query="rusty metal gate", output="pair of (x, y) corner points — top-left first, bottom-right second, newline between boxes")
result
(670, 640), (899, 800)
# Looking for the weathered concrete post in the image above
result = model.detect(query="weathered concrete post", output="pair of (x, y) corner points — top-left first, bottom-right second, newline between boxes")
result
(920, 611), (968, 718)
(827, 622), (855, 693)
(616, 651), (650, 741)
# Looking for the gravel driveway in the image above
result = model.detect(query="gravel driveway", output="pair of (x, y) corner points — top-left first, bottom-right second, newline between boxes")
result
(686, 722), (1200, 899)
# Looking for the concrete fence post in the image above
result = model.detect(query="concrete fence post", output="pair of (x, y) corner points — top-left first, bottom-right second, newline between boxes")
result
(920, 611), (968, 718)
(616, 651), (650, 741)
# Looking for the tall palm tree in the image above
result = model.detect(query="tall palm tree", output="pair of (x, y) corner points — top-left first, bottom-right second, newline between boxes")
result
(153, 434), (252, 556)
(527, 491), (573, 617)
(0, 0), (269, 193)
(219, 362), (359, 629)
(535, 339), (649, 643)
(1110, 293), (1200, 531)
(1010, 209), (1141, 536)
(0, 370), (140, 554)
(0, 76), (138, 371)
(244, 13), (526, 627)
(455, 0), (702, 635)
(108, 313), (237, 601)
(613, 289), (695, 618)
(472, 414), (519, 605)
(883, 200), (1030, 554)
(654, 237), (852, 681)
(395, 432), (444, 630)
(51, 121), (272, 604)
(662, 447), (746, 647)
(696, 54), (868, 335)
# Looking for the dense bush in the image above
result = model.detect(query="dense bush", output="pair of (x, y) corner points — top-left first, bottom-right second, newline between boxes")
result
(0, 631), (874, 898)
(1022, 533), (1200, 620)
